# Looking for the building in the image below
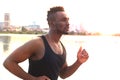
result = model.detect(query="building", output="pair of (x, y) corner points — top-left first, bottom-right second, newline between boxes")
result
(26, 25), (41, 31)
(4, 13), (10, 29)
(0, 22), (4, 31)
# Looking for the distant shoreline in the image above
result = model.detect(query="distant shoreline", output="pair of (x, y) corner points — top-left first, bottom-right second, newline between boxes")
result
(0, 33), (42, 35)
(0, 33), (120, 36)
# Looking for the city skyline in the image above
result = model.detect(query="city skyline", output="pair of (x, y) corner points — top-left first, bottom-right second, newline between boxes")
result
(0, 0), (120, 34)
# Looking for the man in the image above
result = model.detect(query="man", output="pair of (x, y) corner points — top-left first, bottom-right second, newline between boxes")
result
(3, 6), (89, 80)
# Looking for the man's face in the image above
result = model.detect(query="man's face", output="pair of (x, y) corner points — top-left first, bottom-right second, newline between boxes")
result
(53, 11), (70, 34)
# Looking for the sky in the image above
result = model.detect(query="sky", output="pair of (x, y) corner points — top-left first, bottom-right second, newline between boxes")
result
(0, 0), (120, 34)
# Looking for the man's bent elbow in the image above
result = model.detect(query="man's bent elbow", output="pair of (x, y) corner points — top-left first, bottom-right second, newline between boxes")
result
(60, 75), (66, 79)
(3, 59), (13, 70)
(3, 59), (9, 69)
(59, 73), (69, 79)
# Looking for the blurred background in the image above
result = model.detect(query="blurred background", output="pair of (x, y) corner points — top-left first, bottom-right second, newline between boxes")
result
(0, 0), (120, 80)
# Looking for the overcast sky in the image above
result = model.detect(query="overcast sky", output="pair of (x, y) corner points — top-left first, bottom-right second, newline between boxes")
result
(0, 0), (120, 33)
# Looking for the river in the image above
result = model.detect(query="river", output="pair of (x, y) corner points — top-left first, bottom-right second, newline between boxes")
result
(0, 34), (120, 80)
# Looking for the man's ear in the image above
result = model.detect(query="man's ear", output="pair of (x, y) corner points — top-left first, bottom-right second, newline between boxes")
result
(52, 21), (56, 26)
(48, 21), (52, 25)
(53, 22), (56, 26)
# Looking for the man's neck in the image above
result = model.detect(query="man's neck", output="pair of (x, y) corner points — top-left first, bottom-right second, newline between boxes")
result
(46, 32), (62, 43)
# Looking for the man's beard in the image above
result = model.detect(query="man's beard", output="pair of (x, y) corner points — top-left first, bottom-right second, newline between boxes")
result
(62, 30), (69, 34)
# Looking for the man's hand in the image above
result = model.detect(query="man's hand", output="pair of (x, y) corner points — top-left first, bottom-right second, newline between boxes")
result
(77, 47), (89, 64)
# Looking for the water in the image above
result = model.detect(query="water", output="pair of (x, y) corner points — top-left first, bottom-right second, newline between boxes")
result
(0, 34), (120, 80)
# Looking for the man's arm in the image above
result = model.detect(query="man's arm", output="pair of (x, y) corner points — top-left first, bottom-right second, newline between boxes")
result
(59, 47), (89, 79)
(3, 39), (40, 80)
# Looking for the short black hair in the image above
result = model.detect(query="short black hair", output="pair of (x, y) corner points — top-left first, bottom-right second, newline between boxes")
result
(47, 6), (65, 21)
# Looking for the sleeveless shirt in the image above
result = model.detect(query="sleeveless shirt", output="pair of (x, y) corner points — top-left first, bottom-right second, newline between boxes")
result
(28, 36), (66, 80)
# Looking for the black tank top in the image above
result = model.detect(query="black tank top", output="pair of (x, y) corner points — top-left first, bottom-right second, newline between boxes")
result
(28, 36), (66, 80)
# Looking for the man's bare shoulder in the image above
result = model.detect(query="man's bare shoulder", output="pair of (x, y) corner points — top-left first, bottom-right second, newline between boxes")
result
(17, 36), (44, 55)
(24, 36), (45, 60)
(25, 36), (43, 47)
